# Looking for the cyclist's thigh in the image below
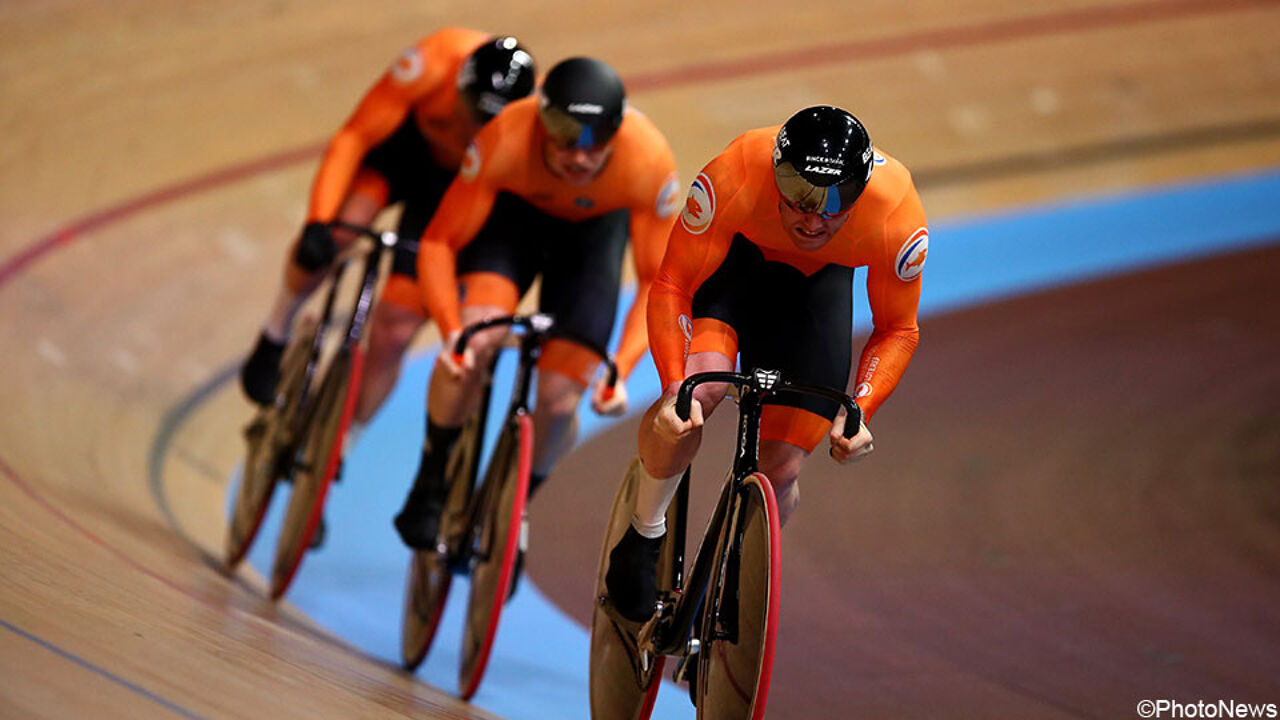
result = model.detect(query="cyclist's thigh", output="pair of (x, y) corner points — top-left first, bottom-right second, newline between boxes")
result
(535, 208), (628, 386)
(689, 232), (762, 355)
(538, 208), (629, 349)
(361, 113), (457, 278)
(741, 260), (854, 452)
(456, 192), (545, 300)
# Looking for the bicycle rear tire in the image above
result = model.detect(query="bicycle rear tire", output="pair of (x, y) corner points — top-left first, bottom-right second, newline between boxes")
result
(268, 346), (363, 599)
(225, 321), (318, 569)
(458, 412), (532, 700)
(695, 472), (781, 720)
(588, 457), (667, 720)
(400, 395), (488, 670)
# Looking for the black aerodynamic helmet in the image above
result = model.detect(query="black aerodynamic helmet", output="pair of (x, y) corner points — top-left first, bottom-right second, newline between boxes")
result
(773, 105), (875, 216)
(538, 57), (627, 149)
(457, 36), (536, 122)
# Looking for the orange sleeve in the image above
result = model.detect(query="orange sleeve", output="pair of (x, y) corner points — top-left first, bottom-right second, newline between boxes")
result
(853, 186), (928, 421)
(415, 139), (503, 337)
(647, 156), (740, 388)
(614, 158), (680, 379)
(306, 42), (446, 222)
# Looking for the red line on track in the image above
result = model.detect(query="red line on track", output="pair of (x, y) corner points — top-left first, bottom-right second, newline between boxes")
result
(3, 0), (1270, 291)
(0, 143), (324, 288)
(626, 0), (1278, 91)
(0, 454), (219, 609)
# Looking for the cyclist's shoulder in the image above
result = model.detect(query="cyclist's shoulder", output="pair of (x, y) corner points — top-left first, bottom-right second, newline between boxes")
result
(614, 106), (673, 152)
(464, 98), (539, 176)
(608, 108), (677, 186)
(382, 28), (483, 96)
(863, 148), (917, 202)
(842, 148), (922, 230)
(700, 126), (775, 186)
(690, 127), (775, 216)
(478, 96), (539, 148)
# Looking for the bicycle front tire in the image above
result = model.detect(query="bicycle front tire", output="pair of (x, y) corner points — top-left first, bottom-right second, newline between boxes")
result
(457, 412), (531, 700)
(268, 346), (363, 599)
(225, 320), (319, 569)
(588, 457), (667, 720)
(400, 393), (488, 670)
(695, 472), (781, 720)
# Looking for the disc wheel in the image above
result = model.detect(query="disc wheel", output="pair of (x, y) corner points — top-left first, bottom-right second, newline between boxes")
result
(400, 400), (487, 670)
(224, 321), (318, 568)
(458, 412), (532, 700)
(268, 346), (363, 599)
(588, 458), (669, 720)
(695, 473), (781, 720)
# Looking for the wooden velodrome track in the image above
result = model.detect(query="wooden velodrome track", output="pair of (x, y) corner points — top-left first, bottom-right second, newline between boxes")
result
(3, 1), (1279, 718)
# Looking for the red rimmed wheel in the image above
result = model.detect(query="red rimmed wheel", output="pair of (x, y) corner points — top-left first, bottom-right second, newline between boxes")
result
(268, 345), (363, 599)
(695, 472), (781, 720)
(457, 411), (532, 700)
(224, 319), (318, 569)
(588, 458), (668, 720)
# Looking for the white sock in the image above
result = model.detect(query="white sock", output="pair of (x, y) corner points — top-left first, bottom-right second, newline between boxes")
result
(262, 286), (304, 343)
(630, 461), (683, 539)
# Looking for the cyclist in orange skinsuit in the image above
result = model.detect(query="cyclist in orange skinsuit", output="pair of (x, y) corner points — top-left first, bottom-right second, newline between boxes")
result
(238, 29), (536, 450)
(605, 105), (929, 622)
(393, 57), (682, 555)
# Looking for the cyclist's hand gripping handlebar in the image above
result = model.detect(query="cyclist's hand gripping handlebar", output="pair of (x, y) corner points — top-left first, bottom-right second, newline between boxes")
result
(675, 370), (862, 439)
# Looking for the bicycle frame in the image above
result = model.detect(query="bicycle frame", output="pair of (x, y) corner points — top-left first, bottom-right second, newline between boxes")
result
(286, 223), (396, 447)
(450, 314), (619, 561)
(639, 369), (862, 664)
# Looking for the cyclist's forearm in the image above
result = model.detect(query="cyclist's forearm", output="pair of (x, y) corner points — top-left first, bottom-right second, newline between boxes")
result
(646, 279), (691, 388)
(307, 132), (369, 222)
(417, 241), (462, 336)
(614, 282), (653, 380)
(852, 327), (918, 421)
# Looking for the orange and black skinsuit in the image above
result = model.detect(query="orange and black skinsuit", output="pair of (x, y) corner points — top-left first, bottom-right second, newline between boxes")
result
(650, 127), (929, 450)
(415, 96), (682, 386)
(300, 27), (492, 315)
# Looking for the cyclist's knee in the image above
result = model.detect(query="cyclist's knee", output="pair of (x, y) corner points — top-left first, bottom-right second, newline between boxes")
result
(369, 305), (422, 355)
(456, 305), (510, 361)
(690, 382), (732, 418)
(684, 350), (735, 416)
(535, 371), (585, 418)
(774, 479), (799, 526)
(284, 259), (324, 295)
(759, 440), (806, 486)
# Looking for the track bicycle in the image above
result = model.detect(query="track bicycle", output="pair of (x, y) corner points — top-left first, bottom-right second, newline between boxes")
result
(224, 222), (396, 600)
(401, 313), (618, 700)
(590, 368), (861, 720)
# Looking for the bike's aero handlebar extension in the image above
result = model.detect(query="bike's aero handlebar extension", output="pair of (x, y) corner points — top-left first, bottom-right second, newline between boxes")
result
(675, 370), (863, 439)
(452, 314), (620, 395)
